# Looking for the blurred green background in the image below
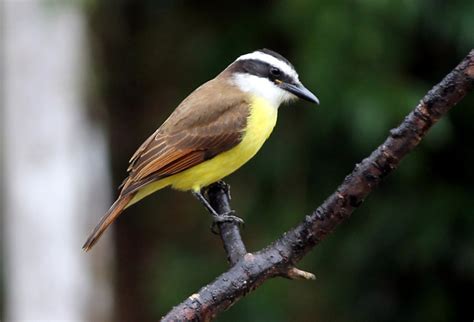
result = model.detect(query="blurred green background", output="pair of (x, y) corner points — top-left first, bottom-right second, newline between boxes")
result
(53, 0), (474, 320)
(86, 1), (474, 321)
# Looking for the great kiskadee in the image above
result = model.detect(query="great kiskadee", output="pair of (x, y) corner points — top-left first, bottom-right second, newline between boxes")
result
(83, 49), (319, 251)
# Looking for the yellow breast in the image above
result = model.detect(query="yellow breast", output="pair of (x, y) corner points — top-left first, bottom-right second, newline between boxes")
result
(128, 96), (278, 206)
(171, 96), (278, 191)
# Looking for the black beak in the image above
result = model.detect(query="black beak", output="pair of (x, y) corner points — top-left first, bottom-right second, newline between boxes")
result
(279, 82), (319, 104)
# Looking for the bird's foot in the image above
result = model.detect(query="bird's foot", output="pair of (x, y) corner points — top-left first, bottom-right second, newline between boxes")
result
(211, 210), (245, 234)
(193, 187), (244, 234)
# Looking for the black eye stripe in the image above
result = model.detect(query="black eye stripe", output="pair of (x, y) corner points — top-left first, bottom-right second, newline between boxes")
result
(229, 59), (294, 84)
(240, 59), (269, 77)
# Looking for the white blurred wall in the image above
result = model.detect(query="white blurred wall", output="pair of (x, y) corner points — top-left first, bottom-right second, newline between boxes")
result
(2, 1), (113, 320)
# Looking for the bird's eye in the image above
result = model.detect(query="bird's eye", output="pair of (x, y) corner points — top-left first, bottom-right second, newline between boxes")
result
(270, 67), (281, 78)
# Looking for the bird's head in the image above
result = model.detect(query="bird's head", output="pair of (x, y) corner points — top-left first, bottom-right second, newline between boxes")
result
(225, 48), (319, 107)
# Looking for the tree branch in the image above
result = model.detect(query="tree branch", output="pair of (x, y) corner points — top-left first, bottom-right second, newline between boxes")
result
(162, 50), (474, 321)
(205, 182), (247, 266)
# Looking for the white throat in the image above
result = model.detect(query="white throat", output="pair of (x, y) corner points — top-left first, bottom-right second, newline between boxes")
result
(232, 74), (296, 108)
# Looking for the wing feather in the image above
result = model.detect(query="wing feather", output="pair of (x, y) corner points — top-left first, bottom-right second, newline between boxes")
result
(120, 77), (249, 196)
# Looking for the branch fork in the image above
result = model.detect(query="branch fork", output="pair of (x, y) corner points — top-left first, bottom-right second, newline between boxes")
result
(162, 50), (474, 321)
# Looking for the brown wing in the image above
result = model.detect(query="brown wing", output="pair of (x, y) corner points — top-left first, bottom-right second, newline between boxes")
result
(120, 77), (250, 195)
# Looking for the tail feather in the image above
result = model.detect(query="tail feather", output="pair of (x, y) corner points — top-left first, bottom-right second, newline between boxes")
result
(82, 194), (134, 251)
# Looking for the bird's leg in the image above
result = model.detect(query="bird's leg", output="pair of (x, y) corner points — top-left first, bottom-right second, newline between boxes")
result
(192, 187), (244, 234)
(192, 190), (221, 217)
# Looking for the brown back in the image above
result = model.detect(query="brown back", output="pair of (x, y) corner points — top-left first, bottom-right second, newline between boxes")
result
(121, 74), (250, 195)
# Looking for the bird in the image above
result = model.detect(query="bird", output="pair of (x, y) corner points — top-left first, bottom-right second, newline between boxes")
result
(83, 48), (319, 251)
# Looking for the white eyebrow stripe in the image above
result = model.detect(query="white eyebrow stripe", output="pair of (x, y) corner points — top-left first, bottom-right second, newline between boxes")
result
(236, 51), (299, 80)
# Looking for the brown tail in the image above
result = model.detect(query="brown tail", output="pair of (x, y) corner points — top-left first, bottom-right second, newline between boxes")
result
(82, 193), (134, 251)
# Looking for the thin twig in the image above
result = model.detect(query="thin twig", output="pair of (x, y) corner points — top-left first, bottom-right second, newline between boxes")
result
(206, 181), (246, 266)
(162, 50), (474, 321)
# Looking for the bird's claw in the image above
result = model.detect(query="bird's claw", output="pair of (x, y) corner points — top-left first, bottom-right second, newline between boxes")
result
(211, 210), (245, 234)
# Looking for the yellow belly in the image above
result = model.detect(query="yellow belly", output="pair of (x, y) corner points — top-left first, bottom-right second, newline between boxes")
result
(128, 96), (278, 206)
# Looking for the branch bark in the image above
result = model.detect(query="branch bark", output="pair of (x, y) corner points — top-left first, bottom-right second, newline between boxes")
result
(162, 50), (474, 321)
(206, 182), (247, 266)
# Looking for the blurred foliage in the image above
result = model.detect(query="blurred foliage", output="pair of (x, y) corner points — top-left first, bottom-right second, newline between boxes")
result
(86, 0), (474, 321)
